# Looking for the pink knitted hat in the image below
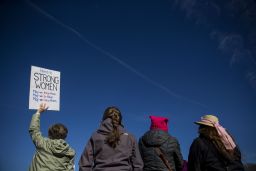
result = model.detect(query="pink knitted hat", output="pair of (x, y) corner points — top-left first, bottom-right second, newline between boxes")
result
(150, 115), (169, 132)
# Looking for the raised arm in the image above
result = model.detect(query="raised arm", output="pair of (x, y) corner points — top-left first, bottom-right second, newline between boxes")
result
(29, 103), (48, 148)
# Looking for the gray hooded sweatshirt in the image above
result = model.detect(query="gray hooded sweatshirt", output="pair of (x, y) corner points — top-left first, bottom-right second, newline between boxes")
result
(29, 113), (75, 171)
(79, 118), (144, 171)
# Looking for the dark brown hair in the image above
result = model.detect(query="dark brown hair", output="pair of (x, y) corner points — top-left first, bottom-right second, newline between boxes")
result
(199, 125), (238, 160)
(102, 106), (122, 148)
(48, 123), (68, 140)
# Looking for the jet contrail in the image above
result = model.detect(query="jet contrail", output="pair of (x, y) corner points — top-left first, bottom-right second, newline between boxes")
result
(26, 0), (207, 108)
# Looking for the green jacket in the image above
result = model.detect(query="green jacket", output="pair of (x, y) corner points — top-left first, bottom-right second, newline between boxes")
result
(29, 113), (75, 171)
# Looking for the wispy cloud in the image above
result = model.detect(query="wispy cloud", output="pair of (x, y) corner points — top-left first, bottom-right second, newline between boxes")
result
(173, 0), (256, 91)
(247, 71), (256, 90)
(174, 0), (221, 26)
(25, 0), (207, 108)
(210, 32), (252, 67)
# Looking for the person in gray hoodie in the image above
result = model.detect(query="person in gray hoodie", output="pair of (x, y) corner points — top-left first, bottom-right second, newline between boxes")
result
(29, 103), (75, 171)
(79, 106), (144, 171)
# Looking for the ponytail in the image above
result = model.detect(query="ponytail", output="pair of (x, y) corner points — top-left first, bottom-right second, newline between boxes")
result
(103, 107), (122, 148)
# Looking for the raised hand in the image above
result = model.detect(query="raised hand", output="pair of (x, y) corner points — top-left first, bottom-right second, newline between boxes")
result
(37, 103), (48, 114)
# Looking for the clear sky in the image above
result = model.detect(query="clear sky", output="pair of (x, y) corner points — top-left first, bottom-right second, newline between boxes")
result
(1, 0), (256, 170)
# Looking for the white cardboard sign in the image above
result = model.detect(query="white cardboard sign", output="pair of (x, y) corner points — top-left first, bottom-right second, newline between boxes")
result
(29, 66), (61, 111)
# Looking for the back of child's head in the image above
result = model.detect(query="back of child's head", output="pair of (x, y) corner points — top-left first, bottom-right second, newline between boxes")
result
(48, 123), (68, 140)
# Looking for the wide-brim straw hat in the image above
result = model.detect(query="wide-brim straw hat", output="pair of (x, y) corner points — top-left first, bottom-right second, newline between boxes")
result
(194, 114), (219, 127)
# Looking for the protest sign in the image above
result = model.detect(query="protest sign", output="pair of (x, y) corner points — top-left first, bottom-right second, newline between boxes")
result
(29, 66), (61, 111)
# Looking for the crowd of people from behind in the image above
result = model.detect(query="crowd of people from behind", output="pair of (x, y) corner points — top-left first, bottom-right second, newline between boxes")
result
(28, 103), (245, 171)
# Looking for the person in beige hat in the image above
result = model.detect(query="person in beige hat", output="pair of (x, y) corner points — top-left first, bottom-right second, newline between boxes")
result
(188, 114), (244, 171)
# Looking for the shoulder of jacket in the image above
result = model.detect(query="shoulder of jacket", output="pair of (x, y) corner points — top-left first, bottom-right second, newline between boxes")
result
(191, 137), (211, 152)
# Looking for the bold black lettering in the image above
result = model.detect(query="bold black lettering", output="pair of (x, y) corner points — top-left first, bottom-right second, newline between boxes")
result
(34, 73), (39, 81)
(53, 77), (59, 84)
(52, 83), (57, 91)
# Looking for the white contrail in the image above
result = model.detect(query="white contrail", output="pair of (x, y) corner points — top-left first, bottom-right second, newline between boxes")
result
(26, 0), (207, 108)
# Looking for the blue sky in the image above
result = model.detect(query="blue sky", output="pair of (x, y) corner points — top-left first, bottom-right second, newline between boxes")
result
(1, 0), (256, 170)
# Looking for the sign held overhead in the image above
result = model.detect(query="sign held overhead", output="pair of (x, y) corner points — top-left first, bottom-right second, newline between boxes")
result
(29, 66), (61, 111)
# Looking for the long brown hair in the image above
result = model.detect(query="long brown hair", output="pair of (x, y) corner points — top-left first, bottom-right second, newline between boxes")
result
(199, 125), (238, 160)
(102, 106), (122, 148)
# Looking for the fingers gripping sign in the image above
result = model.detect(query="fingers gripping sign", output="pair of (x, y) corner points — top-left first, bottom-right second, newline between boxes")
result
(36, 103), (49, 114)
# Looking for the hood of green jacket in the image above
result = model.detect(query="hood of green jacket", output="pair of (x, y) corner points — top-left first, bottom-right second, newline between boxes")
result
(50, 139), (75, 157)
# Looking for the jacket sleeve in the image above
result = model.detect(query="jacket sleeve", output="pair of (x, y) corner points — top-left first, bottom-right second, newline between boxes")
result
(130, 135), (144, 171)
(29, 113), (48, 149)
(188, 139), (203, 171)
(79, 138), (94, 171)
(173, 138), (184, 171)
(138, 138), (145, 159)
(67, 156), (75, 171)
(232, 147), (245, 171)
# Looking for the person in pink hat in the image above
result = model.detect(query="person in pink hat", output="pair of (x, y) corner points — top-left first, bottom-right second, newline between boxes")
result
(139, 115), (184, 171)
(188, 114), (245, 171)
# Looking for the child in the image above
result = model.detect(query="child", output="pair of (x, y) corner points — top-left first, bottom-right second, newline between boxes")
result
(29, 103), (75, 171)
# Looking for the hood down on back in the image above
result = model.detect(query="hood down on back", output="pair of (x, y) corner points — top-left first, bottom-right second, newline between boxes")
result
(29, 138), (75, 171)
(97, 118), (125, 135)
(51, 139), (75, 158)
